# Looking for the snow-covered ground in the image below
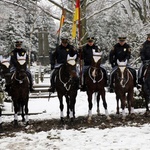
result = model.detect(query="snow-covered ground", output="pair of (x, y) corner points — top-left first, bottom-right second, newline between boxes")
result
(0, 74), (150, 150)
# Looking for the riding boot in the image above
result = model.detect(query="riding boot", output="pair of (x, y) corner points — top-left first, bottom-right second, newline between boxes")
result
(48, 69), (58, 93)
(101, 67), (108, 87)
(26, 71), (35, 92)
(109, 73), (114, 93)
(80, 74), (87, 92)
(5, 84), (11, 96)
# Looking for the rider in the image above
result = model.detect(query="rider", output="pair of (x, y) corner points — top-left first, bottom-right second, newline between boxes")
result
(138, 33), (150, 85)
(109, 36), (137, 92)
(10, 41), (35, 92)
(80, 36), (108, 91)
(48, 33), (78, 93)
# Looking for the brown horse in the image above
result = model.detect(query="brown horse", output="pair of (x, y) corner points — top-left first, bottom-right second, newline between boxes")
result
(142, 60), (150, 115)
(11, 53), (30, 126)
(114, 59), (134, 119)
(85, 52), (110, 123)
(55, 54), (79, 123)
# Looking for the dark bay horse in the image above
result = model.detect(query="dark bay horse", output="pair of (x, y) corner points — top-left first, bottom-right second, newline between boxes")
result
(114, 59), (134, 119)
(142, 60), (150, 115)
(85, 52), (110, 123)
(55, 54), (79, 123)
(11, 53), (30, 126)
(0, 56), (11, 131)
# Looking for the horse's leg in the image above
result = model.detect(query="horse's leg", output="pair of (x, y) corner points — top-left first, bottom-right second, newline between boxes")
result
(58, 94), (64, 122)
(21, 100), (25, 122)
(87, 92), (93, 123)
(0, 106), (3, 132)
(127, 90), (134, 115)
(116, 95), (120, 114)
(65, 95), (69, 118)
(24, 99), (29, 125)
(13, 101), (19, 126)
(121, 94), (126, 120)
(96, 93), (100, 115)
(69, 97), (74, 122)
(101, 90), (111, 120)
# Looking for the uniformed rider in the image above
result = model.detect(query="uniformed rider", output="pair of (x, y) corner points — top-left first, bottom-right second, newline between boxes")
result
(48, 34), (78, 93)
(109, 36), (137, 92)
(80, 37), (108, 91)
(10, 41), (34, 92)
(138, 33), (150, 85)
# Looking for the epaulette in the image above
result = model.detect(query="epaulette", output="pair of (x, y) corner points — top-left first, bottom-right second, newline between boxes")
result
(128, 48), (131, 52)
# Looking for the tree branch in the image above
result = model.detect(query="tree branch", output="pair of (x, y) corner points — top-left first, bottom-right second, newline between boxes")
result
(85, 0), (126, 20)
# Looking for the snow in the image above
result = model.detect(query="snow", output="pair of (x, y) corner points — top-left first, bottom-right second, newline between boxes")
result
(0, 75), (150, 150)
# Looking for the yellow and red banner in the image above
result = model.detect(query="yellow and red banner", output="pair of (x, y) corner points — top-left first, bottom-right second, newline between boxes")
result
(72, 0), (80, 39)
(57, 8), (66, 34)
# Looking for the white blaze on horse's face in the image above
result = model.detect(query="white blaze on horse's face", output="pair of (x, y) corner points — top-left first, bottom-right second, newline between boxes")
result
(93, 51), (102, 63)
(67, 54), (77, 66)
(17, 53), (26, 65)
(1, 56), (10, 68)
(117, 59), (127, 86)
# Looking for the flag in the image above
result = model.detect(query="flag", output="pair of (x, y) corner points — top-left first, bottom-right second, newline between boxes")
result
(72, 0), (80, 38)
(57, 8), (66, 34)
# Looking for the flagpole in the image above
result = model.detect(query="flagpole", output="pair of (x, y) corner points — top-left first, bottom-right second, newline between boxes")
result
(78, 0), (83, 87)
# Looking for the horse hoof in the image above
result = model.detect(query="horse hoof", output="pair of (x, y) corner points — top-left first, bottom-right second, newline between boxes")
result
(122, 116), (126, 121)
(130, 113), (136, 119)
(22, 118), (25, 122)
(60, 117), (64, 123)
(0, 123), (3, 133)
(144, 111), (150, 117)
(14, 120), (18, 127)
(87, 117), (92, 124)
(26, 121), (30, 126)
(106, 116), (111, 121)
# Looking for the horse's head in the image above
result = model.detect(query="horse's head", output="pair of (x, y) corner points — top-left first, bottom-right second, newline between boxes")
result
(66, 54), (77, 78)
(0, 56), (10, 69)
(91, 51), (102, 78)
(16, 53), (27, 71)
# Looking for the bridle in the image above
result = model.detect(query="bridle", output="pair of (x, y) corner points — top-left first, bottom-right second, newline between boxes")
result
(88, 66), (103, 83)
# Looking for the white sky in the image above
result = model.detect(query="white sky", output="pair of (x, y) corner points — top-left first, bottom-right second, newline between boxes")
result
(0, 73), (150, 149)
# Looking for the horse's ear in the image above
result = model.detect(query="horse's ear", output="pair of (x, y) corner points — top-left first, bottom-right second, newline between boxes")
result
(125, 59), (127, 65)
(0, 55), (3, 63)
(73, 54), (77, 60)
(17, 53), (20, 59)
(67, 54), (70, 61)
(23, 53), (27, 59)
(117, 59), (120, 65)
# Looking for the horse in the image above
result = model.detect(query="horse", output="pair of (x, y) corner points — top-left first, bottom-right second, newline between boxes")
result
(0, 56), (11, 132)
(114, 59), (134, 120)
(11, 53), (30, 126)
(141, 60), (150, 116)
(85, 51), (110, 123)
(55, 54), (79, 123)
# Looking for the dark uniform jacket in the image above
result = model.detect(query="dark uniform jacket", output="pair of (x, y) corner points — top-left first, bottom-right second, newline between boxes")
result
(109, 43), (131, 67)
(10, 48), (27, 68)
(51, 44), (77, 69)
(81, 44), (99, 66)
(140, 40), (150, 62)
